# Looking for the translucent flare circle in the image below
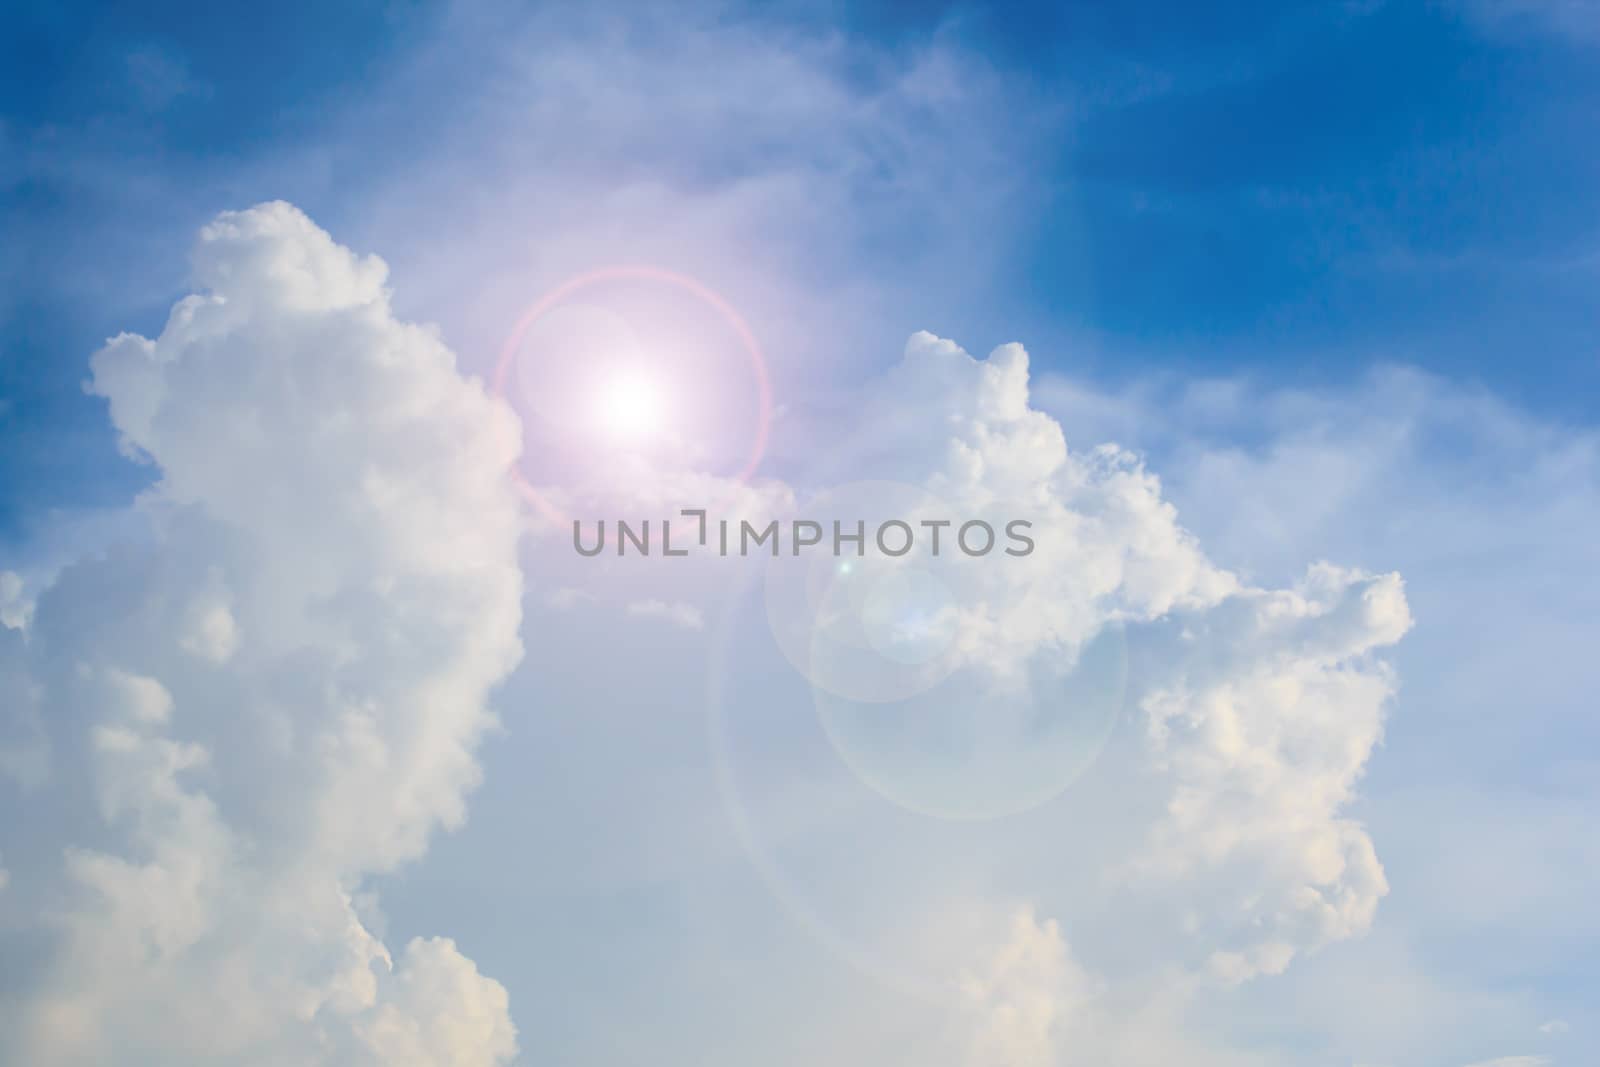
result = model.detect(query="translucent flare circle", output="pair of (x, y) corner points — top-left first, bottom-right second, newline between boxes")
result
(814, 622), (1129, 821)
(762, 481), (966, 705)
(858, 566), (960, 667)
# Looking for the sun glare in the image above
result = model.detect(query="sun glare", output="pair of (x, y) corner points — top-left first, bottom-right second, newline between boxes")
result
(593, 369), (665, 444)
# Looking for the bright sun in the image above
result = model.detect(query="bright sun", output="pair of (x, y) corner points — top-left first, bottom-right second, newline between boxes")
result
(592, 369), (665, 444)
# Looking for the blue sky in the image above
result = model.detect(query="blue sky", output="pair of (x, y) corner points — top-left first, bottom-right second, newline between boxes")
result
(6, 0), (1598, 543)
(2, 3), (1597, 1066)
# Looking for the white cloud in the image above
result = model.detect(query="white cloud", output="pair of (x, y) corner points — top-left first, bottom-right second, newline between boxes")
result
(626, 598), (706, 631)
(2, 204), (1421, 1066)
(793, 333), (1409, 976)
(1134, 563), (1410, 981)
(957, 907), (1098, 1067)
(0, 569), (29, 630)
(506, 328), (1411, 1065)
(175, 568), (240, 664)
(0, 203), (523, 1066)
(543, 586), (594, 611)
(1024, 362), (1600, 1060)
(1460, 1058), (1552, 1067)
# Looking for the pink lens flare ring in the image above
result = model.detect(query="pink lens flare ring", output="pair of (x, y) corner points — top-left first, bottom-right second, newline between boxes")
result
(494, 265), (775, 522)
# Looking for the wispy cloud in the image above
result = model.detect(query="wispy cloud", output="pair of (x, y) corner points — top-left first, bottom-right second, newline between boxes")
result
(625, 599), (706, 631)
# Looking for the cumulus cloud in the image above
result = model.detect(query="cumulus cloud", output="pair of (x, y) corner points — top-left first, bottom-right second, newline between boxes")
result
(0, 202), (523, 1066)
(870, 332), (1238, 670)
(1, 202), (1416, 1066)
(1133, 563), (1410, 981)
(957, 907), (1098, 1067)
(792, 332), (1410, 979)
(545, 327), (1413, 1065)
(1005, 361), (1600, 1063)
(536, 327), (1414, 1044)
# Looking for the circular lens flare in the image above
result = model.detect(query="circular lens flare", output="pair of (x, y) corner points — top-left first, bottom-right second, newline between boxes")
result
(814, 622), (1129, 821)
(763, 481), (966, 705)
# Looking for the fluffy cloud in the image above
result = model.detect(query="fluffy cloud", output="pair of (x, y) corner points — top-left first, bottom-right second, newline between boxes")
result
(1134, 563), (1410, 981)
(831, 341), (1414, 1064)
(527, 324), (1412, 1043)
(1, 203), (1416, 1066)
(957, 907), (1098, 1067)
(874, 333), (1238, 670)
(797, 333), (1410, 979)
(999, 361), (1600, 1064)
(0, 203), (522, 1065)
(515, 327), (1411, 1064)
